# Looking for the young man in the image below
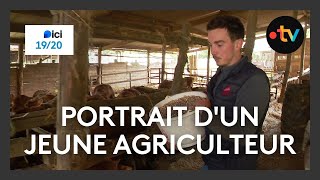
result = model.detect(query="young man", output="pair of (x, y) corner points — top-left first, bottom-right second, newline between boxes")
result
(198, 15), (270, 170)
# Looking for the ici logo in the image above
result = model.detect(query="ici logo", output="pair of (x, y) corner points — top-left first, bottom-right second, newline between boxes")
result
(44, 30), (63, 38)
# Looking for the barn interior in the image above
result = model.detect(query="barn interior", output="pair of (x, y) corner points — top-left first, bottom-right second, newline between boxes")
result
(10, 10), (310, 170)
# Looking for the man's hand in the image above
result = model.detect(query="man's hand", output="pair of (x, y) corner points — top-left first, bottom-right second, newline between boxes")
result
(195, 98), (211, 108)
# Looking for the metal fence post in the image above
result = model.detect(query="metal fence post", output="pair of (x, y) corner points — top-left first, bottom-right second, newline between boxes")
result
(159, 68), (161, 84)
(129, 72), (132, 88)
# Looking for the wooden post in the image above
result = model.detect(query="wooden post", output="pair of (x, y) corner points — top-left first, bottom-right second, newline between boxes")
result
(97, 46), (102, 84)
(278, 10), (298, 103)
(129, 72), (132, 88)
(147, 49), (150, 84)
(161, 37), (166, 82)
(243, 10), (257, 62)
(194, 51), (198, 74)
(55, 10), (91, 170)
(273, 51), (278, 73)
(206, 46), (211, 83)
(189, 54), (197, 75)
(17, 43), (24, 96)
(299, 17), (309, 79)
(170, 24), (190, 95)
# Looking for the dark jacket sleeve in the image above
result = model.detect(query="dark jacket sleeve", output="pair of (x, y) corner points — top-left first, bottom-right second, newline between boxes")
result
(234, 70), (270, 135)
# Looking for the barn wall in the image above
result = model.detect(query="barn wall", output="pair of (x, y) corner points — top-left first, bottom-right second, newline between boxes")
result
(275, 38), (310, 77)
(10, 68), (18, 96)
(276, 60), (310, 77)
(10, 62), (148, 96)
(90, 62), (148, 91)
(23, 64), (59, 96)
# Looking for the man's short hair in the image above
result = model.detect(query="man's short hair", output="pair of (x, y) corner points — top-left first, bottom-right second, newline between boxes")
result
(207, 15), (245, 41)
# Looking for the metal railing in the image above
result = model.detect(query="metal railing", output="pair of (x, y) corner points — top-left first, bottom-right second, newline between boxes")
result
(89, 69), (149, 89)
(150, 68), (217, 87)
(90, 68), (218, 90)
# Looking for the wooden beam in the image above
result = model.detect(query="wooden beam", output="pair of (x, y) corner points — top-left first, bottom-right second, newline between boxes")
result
(102, 40), (133, 50)
(93, 28), (163, 45)
(10, 23), (26, 33)
(31, 127), (52, 134)
(299, 17), (309, 78)
(190, 36), (208, 46)
(93, 11), (209, 45)
(56, 10), (90, 170)
(243, 10), (258, 61)
(94, 11), (176, 32)
(89, 10), (112, 18)
(11, 108), (54, 119)
(279, 10), (298, 103)
(172, 25), (207, 37)
(96, 17), (206, 38)
(17, 43), (23, 96)
(11, 113), (56, 132)
(88, 40), (111, 48)
(94, 26), (208, 46)
(188, 10), (247, 26)
(11, 10), (52, 17)
(147, 50), (150, 83)
(161, 38), (166, 82)
(10, 38), (24, 44)
(188, 10), (221, 22)
(94, 20), (168, 34)
(187, 46), (208, 53)
(170, 24), (190, 95)
(10, 137), (34, 158)
(207, 46), (211, 81)
(189, 27), (207, 37)
(10, 63), (19, 68)
(10, 12), (51, 24)
(97, 46), (102, 84)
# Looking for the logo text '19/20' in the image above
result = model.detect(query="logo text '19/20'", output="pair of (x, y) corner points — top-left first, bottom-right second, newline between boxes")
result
(36, 30), (63, 49)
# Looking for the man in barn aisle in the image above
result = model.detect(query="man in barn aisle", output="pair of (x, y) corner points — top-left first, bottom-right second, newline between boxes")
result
(197, 15), (270, 169)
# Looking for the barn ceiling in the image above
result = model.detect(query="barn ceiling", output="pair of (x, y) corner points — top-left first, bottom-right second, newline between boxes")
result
(10, 10), (310, 52)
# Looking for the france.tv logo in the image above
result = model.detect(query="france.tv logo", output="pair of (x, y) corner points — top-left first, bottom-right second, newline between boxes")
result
(266, 16), (304, 54)
(43, 30), (63, 38)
